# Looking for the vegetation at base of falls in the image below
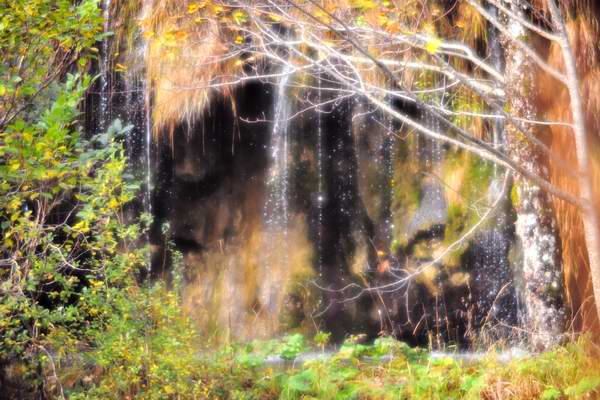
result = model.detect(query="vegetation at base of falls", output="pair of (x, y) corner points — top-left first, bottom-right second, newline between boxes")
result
(0, 0), (151, 393)
(0, 72), (149, 391)
(62, 320), (600, 400)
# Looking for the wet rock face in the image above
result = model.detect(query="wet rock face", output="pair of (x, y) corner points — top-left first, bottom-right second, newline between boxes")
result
(307, 98), (379, 340)
(406, 180), (448, 239)
(150, 81), (272, 277)
(143, 82), (524, 347)
(463, 229), (519, 341)
(147, 83), (381, 340)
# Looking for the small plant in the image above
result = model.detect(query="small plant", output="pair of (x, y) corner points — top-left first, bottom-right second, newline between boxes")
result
(313, 331), (331, 352)
(279, 333), (307, 361)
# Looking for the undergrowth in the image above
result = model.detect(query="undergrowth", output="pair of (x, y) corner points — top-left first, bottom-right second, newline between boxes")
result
(63, 292), (600, 400)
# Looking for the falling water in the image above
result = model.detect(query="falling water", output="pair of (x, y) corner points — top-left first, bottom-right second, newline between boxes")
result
(264, 70), (291, 233)
(143, 78), (153, 216)
(316, 78), (325, 277)
(382, 112), (396, 247)
(430, 111), (443, 165)
(98, 0), (112, 134)
(486, 1), (506, 285)
(488, 1), (506, 177)
(425, 111), (446, 227)
(478, 2), (521, 338)
(258, 67), (293, 317)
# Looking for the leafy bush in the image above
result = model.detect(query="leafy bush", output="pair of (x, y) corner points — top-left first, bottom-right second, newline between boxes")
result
(68, 283), (203, 400)
(0, 0), (103, 131)
(0, 71), (146, 390)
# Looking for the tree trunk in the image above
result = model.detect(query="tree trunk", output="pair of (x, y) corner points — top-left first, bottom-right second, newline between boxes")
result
(502, 2), (566, 349)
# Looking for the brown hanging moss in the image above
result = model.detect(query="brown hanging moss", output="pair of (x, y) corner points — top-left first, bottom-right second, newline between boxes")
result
(135, 0), (492, 140)
(535, 13), (600, 334)
(140, 1), (245, 137)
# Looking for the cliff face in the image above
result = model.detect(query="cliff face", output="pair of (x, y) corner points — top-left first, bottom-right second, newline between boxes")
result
(142, 85), (523, 346)
(91, 0), (600, 344)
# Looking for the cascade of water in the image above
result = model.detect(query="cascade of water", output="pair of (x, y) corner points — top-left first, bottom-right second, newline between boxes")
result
(316, 78), (324, 277)
(421, 110), (442, 168)
(143, 78), (153, 217)
(264, 69), (291, 234)
(428, 110), (446, 228)
(487, 3), (504, 279)
(382, 112), (396, 248)
(257, 67), (293, 318)
(98, 0), (112, 134)
(484, 2), (521, 336)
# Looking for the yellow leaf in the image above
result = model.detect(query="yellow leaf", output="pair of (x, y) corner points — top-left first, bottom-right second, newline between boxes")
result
(378, 14), (389, 27)
(73, 220), (89, 233)
(269, 13), (282, 22)
(8, 160), (20, 171)
(115, 63), (127, 72)
(351, 0), (376, 10)
(425, 37), (442, 54)
(232, 10), (247, 25)
(108, 198), (120, 209)
(174, 30), (188, 40)
(164, 385), (175, 394)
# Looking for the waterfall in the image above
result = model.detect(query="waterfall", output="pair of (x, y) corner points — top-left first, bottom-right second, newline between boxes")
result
(316, 78), (324, 277)
(259, 67), (293, 315)
(98, 0), (112, 134)
(476, 2), (521, 341)
(382, 111), (396, 248)
(264, 69), (291, 234)
(410, 110), (446, 235)
(98, 0), (152, 219)
(143, 78), (153, 217)
(386, 133), (396, 247)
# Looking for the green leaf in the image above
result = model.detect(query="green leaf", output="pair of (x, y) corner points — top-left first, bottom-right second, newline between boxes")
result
(565, 377), (600, 397)
(279, 333), (306, 360)
(541, 387), (562, 400)
(286, 369), (317, 393)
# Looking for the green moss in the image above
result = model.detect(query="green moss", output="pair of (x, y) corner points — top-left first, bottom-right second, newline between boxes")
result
(440, 150), (495, 267)
(279, 270), (318, 332)
(443, 203), (468, 267)
(391, 137), (422, 247)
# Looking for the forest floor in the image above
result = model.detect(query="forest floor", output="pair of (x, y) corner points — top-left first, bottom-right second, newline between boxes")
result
(23, 285), (600, 399)
(188, 334), (600, 399)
